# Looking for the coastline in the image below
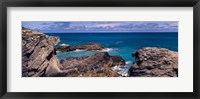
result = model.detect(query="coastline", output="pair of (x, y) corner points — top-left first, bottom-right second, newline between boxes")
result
(22, 28), (178, 77)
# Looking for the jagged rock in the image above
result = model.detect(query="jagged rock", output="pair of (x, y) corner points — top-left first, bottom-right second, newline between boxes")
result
(129, 47), (178, 77)
(60, 52), (125, 77)
(56, 42), (104, 52)
(22, 28), (66, 77)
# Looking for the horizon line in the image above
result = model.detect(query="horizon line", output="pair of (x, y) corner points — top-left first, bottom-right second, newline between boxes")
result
(44, 31), (178, 33)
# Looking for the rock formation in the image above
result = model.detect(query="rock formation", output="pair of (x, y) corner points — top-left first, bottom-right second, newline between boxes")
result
(22, 28), (69, 77)
(60, 52), (125, 77)
(56, 42), (104, 52)
(129, 47), (178, 77)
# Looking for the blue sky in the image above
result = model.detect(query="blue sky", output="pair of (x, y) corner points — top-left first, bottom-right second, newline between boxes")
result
(22, 21), (178, 33)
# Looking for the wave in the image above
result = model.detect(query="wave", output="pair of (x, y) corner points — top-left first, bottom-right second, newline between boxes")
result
(112, 61), (132, 77)
(57, 48), (116, 53)
(56, 49), (85, 53)
(73, 49), (85, 52)
(125, 61), (132, 64)
(115, 41), (123, 44)
(99, 48), (118, 52)
(59, 43), (70, 46)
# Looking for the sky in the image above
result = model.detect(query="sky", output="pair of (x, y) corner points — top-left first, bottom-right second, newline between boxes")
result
(22, 22), (178, 33)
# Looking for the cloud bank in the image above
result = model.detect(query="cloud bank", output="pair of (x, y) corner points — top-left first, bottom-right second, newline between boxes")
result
(22, 22), (178, 33)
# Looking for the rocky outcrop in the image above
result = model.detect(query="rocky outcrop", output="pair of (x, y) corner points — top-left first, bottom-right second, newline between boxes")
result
(129, 47), (178, 77)
(22, 28), (68, 77)
(56, 42), (104, 52)
(60, 52), (125, 77)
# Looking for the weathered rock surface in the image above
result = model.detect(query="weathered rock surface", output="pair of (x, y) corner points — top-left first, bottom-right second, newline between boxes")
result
(60, 52), (125, 77)
(56, 42), (104, 52)
(129, 47), (178, 77)
(22, 28), (67, 77)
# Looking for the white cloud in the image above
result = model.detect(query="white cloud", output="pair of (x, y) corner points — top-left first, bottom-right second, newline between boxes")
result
(94, 23), (121, 28)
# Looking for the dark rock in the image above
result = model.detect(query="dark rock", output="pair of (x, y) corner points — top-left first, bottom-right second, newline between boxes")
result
(110, 56), (126, 66)
(56, 44), (76, 52)
(60, 52), (125, 77)
(129, 47), (178, 77)
(56, 42), (104, 52)
(76, 42), (104, 51)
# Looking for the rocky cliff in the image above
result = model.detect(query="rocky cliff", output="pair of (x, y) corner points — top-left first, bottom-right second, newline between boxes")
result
(22, 28), (67, 77)
(129, 47), (178, 77)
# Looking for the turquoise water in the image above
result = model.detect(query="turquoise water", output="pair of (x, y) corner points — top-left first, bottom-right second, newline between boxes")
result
(46, 32), (178, 62)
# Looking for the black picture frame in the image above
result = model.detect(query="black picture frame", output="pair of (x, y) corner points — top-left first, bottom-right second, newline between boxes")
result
(0, 0), (200, 99)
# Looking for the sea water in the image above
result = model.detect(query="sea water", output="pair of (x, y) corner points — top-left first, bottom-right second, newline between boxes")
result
(46, 32), (178, 76)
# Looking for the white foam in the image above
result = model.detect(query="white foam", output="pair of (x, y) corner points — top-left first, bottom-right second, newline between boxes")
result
(126, 61), (132, 64)
(73, 49), (85, 52)
(59, 43), (70, 47)
(100, 48), (117, 52)
(115, 41), (123, 44)
(112, 61), (133, 77)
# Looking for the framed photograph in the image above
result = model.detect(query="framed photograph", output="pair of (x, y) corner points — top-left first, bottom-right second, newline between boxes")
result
(0, 0), (200, 99)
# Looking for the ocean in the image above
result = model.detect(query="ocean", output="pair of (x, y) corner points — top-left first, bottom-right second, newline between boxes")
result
(46, 32), (178, 63)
